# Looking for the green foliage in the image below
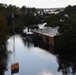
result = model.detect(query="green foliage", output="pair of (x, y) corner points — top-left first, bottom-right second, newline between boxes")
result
(46, 14), (60, 27)
(0, 12), (9, 48)
(21, 6), (27, 14)
(0, 3), (6, 12)
(0, 3), (40, 33)
(56, 14), (76, 50)
(64, 5), (76, 16)
(22, 13), (40, 27)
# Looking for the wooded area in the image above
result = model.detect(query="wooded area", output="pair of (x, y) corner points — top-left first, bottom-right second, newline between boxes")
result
(0, 3), (76, 50)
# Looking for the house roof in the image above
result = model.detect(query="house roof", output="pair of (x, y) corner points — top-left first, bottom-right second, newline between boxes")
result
(32, 27), (59, 37)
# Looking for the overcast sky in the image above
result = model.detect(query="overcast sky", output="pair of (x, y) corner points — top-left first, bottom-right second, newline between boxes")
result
(0, 0), (76, 8)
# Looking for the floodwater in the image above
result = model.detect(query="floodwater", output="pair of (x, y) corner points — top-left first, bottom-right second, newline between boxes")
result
(0, 34), (76, 75)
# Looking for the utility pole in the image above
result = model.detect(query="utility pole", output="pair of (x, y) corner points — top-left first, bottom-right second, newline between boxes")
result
(12, 11), (15, 34)
(12, 6), (15, 57)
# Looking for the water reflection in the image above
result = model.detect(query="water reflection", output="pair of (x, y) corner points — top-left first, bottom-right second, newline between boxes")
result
(6, 35), (60, 75)
(32, 36), (54, 54)
(56, 51), (76, 75)
(22, 35), (76, 75)
(5, 34), (76, 75)
(22, 37), (33, 48)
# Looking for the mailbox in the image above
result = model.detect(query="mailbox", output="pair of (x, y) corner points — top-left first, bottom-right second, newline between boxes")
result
(11, 63), (19, 74)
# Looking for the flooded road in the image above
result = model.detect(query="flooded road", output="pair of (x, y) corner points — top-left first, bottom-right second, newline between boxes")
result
(4, 34), (61, 75)
(1, 34), (75, 75)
